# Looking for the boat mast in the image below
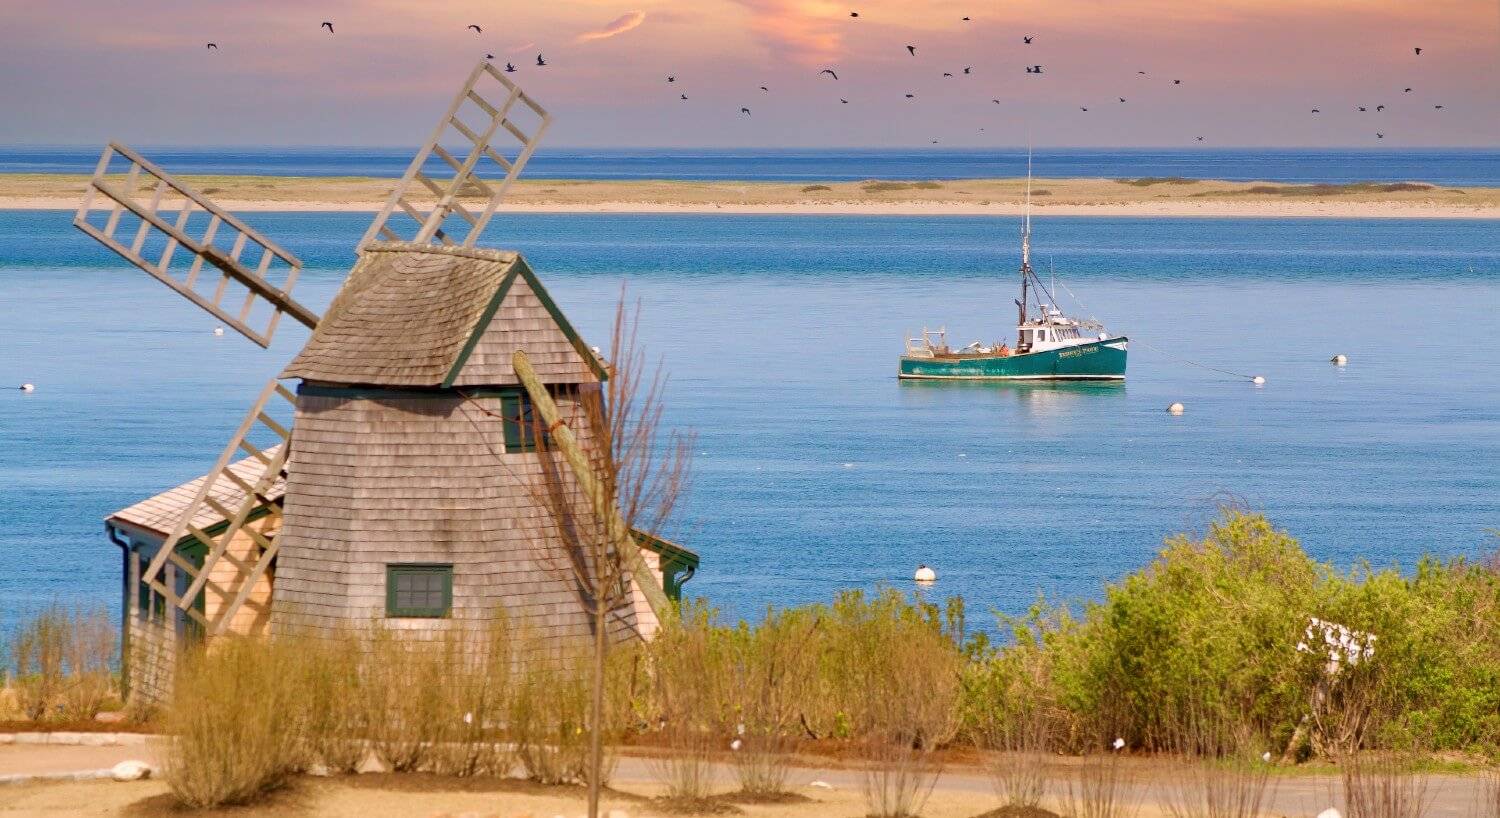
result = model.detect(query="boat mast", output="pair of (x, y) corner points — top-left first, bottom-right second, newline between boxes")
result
(1019, 144), (1033, 327)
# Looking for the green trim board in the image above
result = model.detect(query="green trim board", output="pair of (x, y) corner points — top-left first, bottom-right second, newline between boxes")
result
(386, 563), (453, 618)
(631, 529), (699, 601)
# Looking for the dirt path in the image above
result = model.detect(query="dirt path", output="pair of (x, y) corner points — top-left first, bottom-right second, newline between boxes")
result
(0, 745), (1488, 817)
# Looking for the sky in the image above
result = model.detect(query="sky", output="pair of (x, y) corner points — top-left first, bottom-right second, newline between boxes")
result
(1, 0), (1496, 148)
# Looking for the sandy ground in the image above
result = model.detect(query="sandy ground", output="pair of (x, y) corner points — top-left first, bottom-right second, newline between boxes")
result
(0, 744), (1490, 817)
(3, 174), (1498, 219)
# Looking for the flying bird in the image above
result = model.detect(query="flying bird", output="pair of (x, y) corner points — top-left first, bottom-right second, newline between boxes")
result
(1196, 136), (1205, 141)
(850, 11), (859, 17)
(205, 42), (218, 49)
(943, 72), (953, 77)
(931, 139), (939, 144)
(962, 16), (971, 21)
(820, 69), (838, 80)
(536, 53), (546, 66)
(905, 93), (915, 98)
(992, 98), (1001, 103)
(1311, 108), (1321, 113)
(1119, 97), (1126, 102)
(760, 85), (768, 92)
(667, 76), (675, 82)
(680, 94), (688, 100)
(1404, 87), (1413, 93)
(505, 62), (517, 73)
(906, 45), (916, 55)
(1173, 79), (1182, 85)
(1080, 107), (1089, 111)
(840, 98), (849, 104)
(1413, 47), (1422, 55)
(1023, 35), (1033, 44)
(1376, 105), (1385, 111)
(1026, 65), (1043, 73)
(740, 107), (751, 115)
(1358, 106), (1367, 112)
(1377, 133), (1385, 138)
(1434, 104), (1444, 109)
(486, 53), (495, 59)
(1137, 71), (1147, 75)
(468, 24), (482, 33)
(321, 21), (334, 34)
(963, 66), (971, 74)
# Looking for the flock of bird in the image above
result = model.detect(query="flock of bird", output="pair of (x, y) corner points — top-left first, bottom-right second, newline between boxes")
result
(199, 15), (1450, 144)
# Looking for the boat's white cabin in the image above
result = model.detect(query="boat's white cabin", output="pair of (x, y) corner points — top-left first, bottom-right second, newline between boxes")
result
(1018, 308), (1108, 353)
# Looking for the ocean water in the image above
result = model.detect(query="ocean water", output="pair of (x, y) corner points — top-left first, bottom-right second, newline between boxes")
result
(3, 146), (1499, 186)
(1, 209), (1497, 631)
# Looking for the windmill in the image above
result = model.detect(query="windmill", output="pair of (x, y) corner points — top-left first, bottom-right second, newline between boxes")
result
(82, 63), (686, 675)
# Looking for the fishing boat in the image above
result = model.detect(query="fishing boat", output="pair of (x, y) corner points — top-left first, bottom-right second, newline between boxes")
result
(898, 163), (1127, 382)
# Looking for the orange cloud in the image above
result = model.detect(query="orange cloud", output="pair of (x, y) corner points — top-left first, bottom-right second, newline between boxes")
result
(575, 11), (647, 43)
(730, 0), (844, 66)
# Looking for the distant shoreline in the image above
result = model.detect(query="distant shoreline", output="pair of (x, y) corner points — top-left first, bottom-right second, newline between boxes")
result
(4, 174), (1497, 219)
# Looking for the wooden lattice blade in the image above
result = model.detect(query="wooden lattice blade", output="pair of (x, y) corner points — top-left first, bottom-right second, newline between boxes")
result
(138, 379), (294, 634)
(73, 143), (321, 347)
(360, 61), (552, 252)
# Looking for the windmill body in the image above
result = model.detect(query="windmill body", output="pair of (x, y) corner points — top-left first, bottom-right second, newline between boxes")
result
(90, 63), (696, 702)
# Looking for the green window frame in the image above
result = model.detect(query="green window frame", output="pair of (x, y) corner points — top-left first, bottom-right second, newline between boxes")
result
(386, 564), (453, 618)
(500, 389), (542, 453)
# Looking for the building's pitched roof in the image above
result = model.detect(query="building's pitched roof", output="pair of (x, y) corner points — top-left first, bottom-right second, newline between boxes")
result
(282, 242), (605, 387)
(105, 448), (287, 539)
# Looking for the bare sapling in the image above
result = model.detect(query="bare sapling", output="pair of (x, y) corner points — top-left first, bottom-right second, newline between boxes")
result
(520, 295), (693, 817)
(510, 638), (595, 785)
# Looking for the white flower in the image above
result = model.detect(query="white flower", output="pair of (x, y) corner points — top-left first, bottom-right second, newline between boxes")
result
(1296, 641), (1309, 653)
(730, 738), (743, 751)
(1112, 737), (1126, 750)
(1262, 751), (1272, 762)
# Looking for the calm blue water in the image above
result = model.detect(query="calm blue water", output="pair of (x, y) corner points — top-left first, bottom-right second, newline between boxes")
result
(4, 146), (1499, 185)
(2, 210), (1498, 632)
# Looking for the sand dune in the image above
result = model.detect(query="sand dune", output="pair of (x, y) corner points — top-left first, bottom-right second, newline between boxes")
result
(4, 174), (1496, 218)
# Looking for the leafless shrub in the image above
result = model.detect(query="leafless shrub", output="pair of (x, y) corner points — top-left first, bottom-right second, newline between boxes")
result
(1060, 747), (1137, 818)
(1339, 751), (1432, 818)
(978, 645), (1053, 810)
(852, 603), (963, 818)
(723, 607), (819, 796)
(160, 638), (302, 808)
(1157, 703), (1275, 818)
(647, 604), (727, 801)
(511, 642), (596, 785)
(8, 605), (116, 722)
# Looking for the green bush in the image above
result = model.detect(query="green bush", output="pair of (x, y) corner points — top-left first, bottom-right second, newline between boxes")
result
(964, 511), (1500, 757)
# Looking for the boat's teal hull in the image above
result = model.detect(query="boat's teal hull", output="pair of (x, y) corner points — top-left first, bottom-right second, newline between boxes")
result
(899, 338), (1127, 380)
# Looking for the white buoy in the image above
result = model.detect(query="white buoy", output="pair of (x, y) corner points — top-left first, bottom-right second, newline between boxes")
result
(213, 327), (225, 336)
(19, 383), (35, 392)
(1252, 375), (1266, 385)
(1331, 354), (1348, 366)
(1167, 402), (1185, 415)
(914, 564), (937, 583)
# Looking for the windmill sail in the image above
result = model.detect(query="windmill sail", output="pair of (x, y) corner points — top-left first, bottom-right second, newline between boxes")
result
(73, 143), (319, 348)
(138, 378), (295, 635)
(359, 61), (552, 251)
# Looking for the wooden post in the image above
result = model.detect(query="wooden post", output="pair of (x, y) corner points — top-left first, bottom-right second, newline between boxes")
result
(511, 350), (672, 620)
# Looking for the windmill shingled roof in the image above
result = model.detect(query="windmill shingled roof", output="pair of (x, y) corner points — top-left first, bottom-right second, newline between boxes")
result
(281, 242), (601, 387)
(106, 447), (286, 539)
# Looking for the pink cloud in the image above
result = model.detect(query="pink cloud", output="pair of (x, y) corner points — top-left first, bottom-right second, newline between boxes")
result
(575, 11), (646, 43)
(730, 0), (843, 66)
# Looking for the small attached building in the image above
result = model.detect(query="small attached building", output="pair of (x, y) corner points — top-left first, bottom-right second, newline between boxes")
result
(105, 243), (698, 701)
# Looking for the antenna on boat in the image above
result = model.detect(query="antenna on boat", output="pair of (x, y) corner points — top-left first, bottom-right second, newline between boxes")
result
(1017, 140), (1033, 328)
